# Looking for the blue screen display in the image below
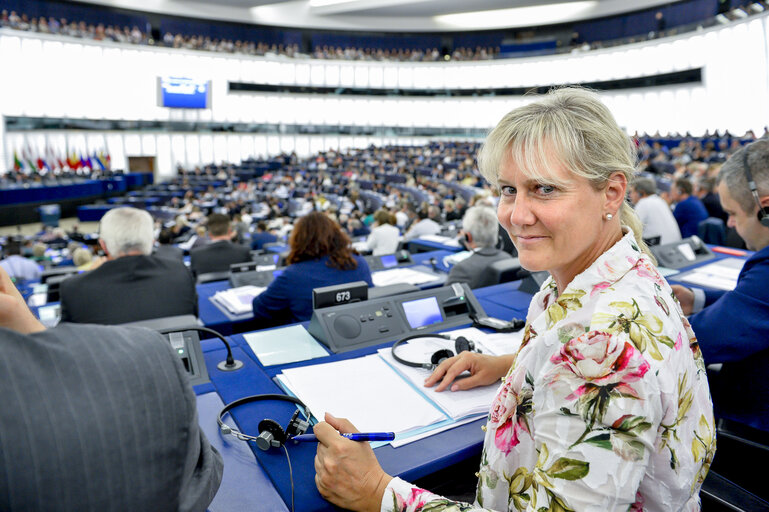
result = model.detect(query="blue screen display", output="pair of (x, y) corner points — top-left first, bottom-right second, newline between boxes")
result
(380, 254), (397, 268)
(402, 297), (443, 329)
(160, 77), (209, 109)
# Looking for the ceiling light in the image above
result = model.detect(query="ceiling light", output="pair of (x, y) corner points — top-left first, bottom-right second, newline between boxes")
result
(750, 3), (765, 13)
(715, 13), (730, 24)
(434, 1), (598, 30)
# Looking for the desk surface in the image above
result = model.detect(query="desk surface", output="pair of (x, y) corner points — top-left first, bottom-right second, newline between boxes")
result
(195, 281), (529, 512)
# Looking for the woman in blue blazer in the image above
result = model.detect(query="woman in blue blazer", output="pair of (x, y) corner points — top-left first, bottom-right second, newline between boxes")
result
(252, 212), (373, 324)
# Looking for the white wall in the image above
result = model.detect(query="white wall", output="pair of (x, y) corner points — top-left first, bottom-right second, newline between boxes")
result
(2, 13), (768, 174)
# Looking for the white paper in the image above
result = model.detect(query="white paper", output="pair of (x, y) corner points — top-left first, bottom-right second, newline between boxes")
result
(378, 337), (502, 420)
(677, 258), (743, 291)
(278, 355), (447, 434)
(372, 267), (440, 287)
(390, 416), (483, 448)
(243, 325), (328, 366)
(447, 327), (525, 356)
(419, 234), (462, 247)
(212, 285), (265, 315)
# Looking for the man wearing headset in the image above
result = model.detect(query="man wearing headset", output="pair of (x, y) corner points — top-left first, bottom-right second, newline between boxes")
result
(0, 265), (222, 511)
(673, 139), (769, 433)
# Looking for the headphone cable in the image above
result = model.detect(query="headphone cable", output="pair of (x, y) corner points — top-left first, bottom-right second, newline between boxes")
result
(282, 444), (295, 512)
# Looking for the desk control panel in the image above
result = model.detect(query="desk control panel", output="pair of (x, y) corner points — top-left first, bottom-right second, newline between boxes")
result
(651, 236), (715, 269)
(307, 283), (486, 353)
(364, 250), (413, 271)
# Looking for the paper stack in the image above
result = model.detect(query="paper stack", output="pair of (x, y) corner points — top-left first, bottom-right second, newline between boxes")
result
(371, 267), (439, 287)
(212, 285), (265, 315)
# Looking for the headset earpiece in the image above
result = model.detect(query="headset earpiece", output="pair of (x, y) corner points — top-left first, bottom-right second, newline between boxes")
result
(454, 336), (474, 354)
(284, 410), (310, 439)
(430, 349), (455, 366)
(758, 208), (769, 228)
(256, 419), (287, 451)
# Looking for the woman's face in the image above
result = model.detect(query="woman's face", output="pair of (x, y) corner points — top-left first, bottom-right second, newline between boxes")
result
(496, 151), (615, 288)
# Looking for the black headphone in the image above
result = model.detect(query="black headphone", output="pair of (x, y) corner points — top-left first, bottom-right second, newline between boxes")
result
(217, 394), (312, 451)
(391, 333), (480, 371)
(743, 148), (769, 228)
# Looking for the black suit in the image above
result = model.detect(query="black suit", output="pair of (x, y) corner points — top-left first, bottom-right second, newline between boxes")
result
(60, 255), (197, 325)
(446, 247), (516, 289)
(0, 323), (222, 511)
(189, 240), (251, 276)
(154, 244), (185, 262)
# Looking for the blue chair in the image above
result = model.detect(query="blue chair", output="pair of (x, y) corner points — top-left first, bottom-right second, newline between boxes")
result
(698, 217), (726, 245)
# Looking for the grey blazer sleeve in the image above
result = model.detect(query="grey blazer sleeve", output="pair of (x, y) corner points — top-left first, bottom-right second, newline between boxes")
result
(173, 342), (224, 512)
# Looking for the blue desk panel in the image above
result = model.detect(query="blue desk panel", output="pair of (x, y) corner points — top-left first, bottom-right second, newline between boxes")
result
(406, 238), (463, 254)
(196, 392), (288, 512)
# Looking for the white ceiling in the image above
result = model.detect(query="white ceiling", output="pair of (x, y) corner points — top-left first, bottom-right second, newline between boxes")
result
(78, 0), (680, 32)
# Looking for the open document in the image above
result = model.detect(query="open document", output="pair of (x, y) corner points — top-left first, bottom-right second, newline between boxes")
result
(275, 327), (526, 446)
(211, 285), (265, 315)
(675, 257), (744, 291)
(371, 267), (440, 286)
(276, 354), (447, 434)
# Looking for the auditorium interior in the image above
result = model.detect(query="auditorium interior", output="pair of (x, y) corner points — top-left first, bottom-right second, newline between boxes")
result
(1, 0), (769, 511)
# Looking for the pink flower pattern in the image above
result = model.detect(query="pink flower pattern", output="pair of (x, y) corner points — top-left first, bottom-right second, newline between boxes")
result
(548, 331), (650, 403)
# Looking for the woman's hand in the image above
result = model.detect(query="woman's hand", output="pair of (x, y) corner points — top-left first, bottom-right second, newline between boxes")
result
(314, 413), (393, 512)
(425, 352), (514, 392)
(670, 285), (694, 315)
(0, 267), (45, 334)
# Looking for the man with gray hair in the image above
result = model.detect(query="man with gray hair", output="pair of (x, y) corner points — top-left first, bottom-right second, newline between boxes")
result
(446, 206), (514, 289)
(60, 207), (197, 324)
(673, 138), (769, 432)
(629, 176), (681, 245)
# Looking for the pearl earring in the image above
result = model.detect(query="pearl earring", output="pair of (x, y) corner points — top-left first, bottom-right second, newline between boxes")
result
(606, 213), (614, 220)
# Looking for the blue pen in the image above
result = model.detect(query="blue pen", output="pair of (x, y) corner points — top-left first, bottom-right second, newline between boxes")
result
(291, 432), (395, 443)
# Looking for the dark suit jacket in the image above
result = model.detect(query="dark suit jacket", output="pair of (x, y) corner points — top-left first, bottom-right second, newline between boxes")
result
(190, 240), (251, 276)
(0, 323), (222, 511)
(60, 255), (197, 325)
(446, 247), (515, 289)
(690, 244), (769, 432)
(154, 244), (185, 262)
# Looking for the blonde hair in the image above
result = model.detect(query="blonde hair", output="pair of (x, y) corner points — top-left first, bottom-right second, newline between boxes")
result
(477, 87), (654, 262)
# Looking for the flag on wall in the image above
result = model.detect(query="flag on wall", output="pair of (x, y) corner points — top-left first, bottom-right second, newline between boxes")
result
(93, 152), (106, 171)
(13, 151), (23, 172)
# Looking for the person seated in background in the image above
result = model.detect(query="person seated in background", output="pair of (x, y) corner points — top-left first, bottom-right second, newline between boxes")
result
(629, 176), (682, 245)
(672, 177), (709, 238)
(190, 213), (251, 276)
(446, 205), (514, 289)
(252, 212), (372, 325)
(60, 207), (197, 325)
(696, 176), (728, 223)
(154, 228), (185, 262)
(0, 239), (41, 282)
(72, 246), (101, 271)
(401, 204), (441, 241)
(31, 242), (51, 265)
(250, 221), (279, 250)
(672, 139), (769, 432)
(365, 209), (400, 256)
(443, 199), (462, 221)
(313, 88), (714, 512)
(0, 266), (222, 511)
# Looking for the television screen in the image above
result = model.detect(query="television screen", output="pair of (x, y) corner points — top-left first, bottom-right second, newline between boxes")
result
(158, 77), (210, 109)
(401, 296), (443, 329)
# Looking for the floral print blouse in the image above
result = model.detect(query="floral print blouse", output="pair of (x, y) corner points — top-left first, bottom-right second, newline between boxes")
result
(382, 230), (715, 512)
